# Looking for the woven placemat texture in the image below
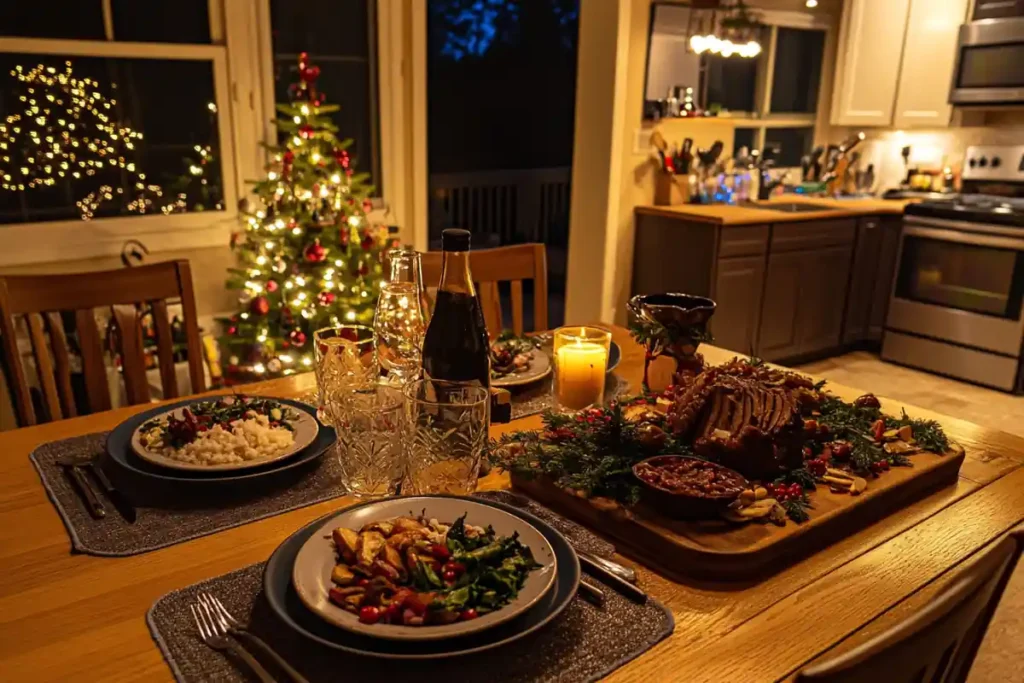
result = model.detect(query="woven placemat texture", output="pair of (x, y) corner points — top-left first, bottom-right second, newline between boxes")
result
(148, 492), (672, 683)
(29, 432), (346, 557)
(509, 372), (630, 420)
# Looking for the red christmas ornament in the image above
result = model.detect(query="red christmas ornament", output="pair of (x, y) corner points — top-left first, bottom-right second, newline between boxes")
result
(298, 125), (315, 139)
(265, 279), (279, 293)
(304, 239), (327, 263)
(318, 291), (336, 306)
(345, 168), (353, 177)
(360, 232), (374, 251)
(358, 262), (369, 276)
(298, 51), (309, 68)
(362, 199), (373, 213)
(250, 296), (270, 316)
(334, 149), (349, 167)
(282, 150), (294, 163)
(300, 64), (321, 83)
(227, 326), (237, 335)
(289, 329), (308, 347)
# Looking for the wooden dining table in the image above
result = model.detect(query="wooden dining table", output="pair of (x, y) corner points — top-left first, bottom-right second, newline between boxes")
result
(1, 324), (1023, 682)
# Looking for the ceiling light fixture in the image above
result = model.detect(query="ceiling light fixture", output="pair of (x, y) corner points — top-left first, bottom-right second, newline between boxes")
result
(806, 0), (819, 7)
(687, 1), (765, 59)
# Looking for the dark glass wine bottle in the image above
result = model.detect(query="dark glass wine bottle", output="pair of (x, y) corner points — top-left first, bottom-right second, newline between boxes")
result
(421, 229), (491, 387)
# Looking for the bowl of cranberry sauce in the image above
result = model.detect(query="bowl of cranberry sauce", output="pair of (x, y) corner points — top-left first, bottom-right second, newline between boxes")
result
(633, 455), (748, 519)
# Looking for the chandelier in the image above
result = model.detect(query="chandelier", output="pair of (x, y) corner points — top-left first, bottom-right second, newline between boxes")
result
(687, 0), (765, 59)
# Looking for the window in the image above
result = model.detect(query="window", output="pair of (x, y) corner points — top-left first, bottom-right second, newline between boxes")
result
(269, 0), (381, 195)
(0, 1), (234, 232)
(643, 4), (829, 169)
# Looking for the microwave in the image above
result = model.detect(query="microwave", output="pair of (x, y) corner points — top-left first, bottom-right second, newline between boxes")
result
(949, 17), (1024, 105)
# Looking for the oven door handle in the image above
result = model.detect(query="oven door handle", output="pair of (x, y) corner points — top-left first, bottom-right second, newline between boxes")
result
(903, 224), (1024, 251)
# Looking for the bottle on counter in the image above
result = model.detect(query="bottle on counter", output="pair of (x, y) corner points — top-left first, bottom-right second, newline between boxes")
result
(421, 228), (491, 388)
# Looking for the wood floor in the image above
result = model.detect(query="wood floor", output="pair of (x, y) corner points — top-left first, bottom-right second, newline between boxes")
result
(797, 351), (1024, 440)
(798, 351), (1023, 683)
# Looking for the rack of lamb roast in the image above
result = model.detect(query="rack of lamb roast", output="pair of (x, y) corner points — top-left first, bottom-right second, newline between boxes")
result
(666, 359), (819, 480)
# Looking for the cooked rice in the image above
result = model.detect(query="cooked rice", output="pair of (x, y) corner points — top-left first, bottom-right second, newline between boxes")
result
(159, 413), (295, 465)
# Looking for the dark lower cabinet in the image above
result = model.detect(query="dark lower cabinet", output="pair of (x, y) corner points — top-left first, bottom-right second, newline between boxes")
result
(844, 218), (883, 343)
(758, 250), (804, 360)
(712, 255), (765, 355)
(868, 219), (901, 341)
(798, 244), (854, 355)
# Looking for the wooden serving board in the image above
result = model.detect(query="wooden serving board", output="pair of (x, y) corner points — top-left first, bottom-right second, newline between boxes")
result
(511, 445), (966, 581)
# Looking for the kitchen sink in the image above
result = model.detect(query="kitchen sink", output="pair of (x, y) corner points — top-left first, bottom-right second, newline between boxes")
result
(742, 202), (840, 213)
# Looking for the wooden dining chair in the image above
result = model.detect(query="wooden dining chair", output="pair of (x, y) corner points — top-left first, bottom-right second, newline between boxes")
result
(420, 242), (548, 336)
(796, 526), (1024, 683)
(0, 260), (205, 427)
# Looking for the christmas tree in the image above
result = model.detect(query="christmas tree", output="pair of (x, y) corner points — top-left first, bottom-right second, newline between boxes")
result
(222, 53), (394, 379)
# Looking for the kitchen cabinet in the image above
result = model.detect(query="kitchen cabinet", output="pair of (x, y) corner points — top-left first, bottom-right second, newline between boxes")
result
(843, 217), (883, 343)
(831, 0), (968, 128)
(799, 245), (854, 355)
(758, 250), (803, 360)
(892, 0), (970, 129)
(868, 219), (902, 341)
(831, 0), (911, 127)
(711, 255), (765, 356)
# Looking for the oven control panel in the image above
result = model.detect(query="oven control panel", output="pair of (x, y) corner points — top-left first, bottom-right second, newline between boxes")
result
(963, 145), (1024, 181)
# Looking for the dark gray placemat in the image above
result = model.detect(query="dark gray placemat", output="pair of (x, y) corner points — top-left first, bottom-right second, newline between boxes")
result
(29, 432), (346, 557)
(147, 492), (672, 683)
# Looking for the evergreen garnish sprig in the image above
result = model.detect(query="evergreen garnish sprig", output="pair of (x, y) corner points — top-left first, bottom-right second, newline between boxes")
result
(492, 403), (692, 505)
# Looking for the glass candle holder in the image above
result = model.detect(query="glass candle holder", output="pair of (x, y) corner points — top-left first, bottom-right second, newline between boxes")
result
(552, 326), (612, 412)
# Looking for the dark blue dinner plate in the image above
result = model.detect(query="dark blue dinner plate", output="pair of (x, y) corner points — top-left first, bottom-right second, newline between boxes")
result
(262, 494), (581, 659)
(607, 340), (621, 373)
(104, 396), (335, 484)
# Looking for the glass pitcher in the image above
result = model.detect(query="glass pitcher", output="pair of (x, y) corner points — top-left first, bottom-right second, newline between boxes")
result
(374, 247), (429, 385)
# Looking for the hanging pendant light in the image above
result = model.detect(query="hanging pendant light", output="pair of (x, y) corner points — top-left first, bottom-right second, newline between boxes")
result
(687, 0), (765, 59)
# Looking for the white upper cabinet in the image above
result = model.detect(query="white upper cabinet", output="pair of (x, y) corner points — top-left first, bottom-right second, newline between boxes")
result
(892, 0), (970, 129)
(831, 0), (911, 127)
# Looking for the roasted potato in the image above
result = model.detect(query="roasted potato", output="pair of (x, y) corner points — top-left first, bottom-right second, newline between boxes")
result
(331, 564), (356, 586)
(332, 527), (360, 563)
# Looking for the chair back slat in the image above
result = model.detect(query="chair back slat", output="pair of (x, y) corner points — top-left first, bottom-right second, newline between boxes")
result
(111, 304), (150, 406)
(418, 243), (549, 336)
(26, 313), (63, 422)
(45, 312), (77, 419)
(150, 299), (178, 400)
(0, 281), (36, 425)
(75, 308), (112, 414)
(510, 280), (525, 336)
(478, 281), (502, 334)
(177, 262), (206, 396)
(796, 528), (1024, 683)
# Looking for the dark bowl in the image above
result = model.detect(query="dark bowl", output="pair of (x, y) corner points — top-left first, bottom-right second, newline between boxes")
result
(627, 293), (717, 330)
(632, 455), (748, 520)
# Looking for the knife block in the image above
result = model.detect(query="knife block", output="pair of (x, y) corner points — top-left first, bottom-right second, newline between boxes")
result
(654, 173), (690, 206)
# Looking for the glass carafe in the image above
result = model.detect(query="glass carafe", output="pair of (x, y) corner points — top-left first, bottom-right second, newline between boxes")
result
(374, 247), (428, 385)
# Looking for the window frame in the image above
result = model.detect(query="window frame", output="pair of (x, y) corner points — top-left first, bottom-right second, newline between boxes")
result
(0, 32), (240, 267)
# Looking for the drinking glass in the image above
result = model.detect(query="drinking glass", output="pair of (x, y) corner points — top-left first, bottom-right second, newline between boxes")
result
(313, 324), (377, 423)
(375, 248), (428, 385)
(552, 326), (612, 411)
(402, 379), (489, 495)
(332, 387), (405, 498)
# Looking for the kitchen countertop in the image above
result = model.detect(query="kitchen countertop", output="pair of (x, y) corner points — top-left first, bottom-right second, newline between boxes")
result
(635, 196), (916, 226)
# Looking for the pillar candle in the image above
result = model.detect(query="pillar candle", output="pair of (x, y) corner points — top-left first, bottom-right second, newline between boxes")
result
(555, 340), (608, 410)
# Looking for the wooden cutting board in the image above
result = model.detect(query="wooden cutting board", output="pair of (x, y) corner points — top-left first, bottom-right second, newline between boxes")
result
(511, 444), (965, 581)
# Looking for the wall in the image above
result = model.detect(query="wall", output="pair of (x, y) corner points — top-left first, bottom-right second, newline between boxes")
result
(846, 111), (1024, 192)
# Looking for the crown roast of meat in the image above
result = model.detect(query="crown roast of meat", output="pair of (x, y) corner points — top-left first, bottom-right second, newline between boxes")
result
(666, 359), (812, 480)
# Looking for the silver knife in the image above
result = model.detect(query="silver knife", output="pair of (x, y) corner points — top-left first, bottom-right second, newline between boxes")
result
(56, 455), (106, 519)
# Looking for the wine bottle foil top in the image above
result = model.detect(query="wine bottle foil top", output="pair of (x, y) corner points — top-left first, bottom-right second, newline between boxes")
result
(441, 228), (471, 251)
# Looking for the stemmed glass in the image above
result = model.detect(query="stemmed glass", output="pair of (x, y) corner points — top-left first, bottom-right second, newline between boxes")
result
(313, 324), (377, 424)
(374, 247), (428, 386)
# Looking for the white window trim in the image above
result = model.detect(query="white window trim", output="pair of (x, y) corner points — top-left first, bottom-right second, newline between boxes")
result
(0, 35), (240, 267)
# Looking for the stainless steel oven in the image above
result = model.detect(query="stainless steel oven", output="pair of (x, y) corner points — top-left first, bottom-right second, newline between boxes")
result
(950, 18), (1024, 105)
(882, 145), (1024, 392)
(884, 217), (1024, 391)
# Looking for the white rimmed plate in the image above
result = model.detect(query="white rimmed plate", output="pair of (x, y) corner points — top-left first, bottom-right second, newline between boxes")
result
(130, 397), (319, 472)
(491, 349), (552, 388)
(291, 496), (558, 641)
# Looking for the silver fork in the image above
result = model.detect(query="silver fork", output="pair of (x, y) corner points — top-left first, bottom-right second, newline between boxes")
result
(191, 600), (277, 683)
(200, 593), (309, 683)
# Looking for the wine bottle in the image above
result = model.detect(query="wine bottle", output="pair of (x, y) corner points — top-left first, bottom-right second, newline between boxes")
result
(421, 229), (490, 387)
